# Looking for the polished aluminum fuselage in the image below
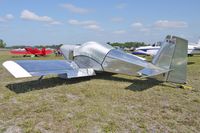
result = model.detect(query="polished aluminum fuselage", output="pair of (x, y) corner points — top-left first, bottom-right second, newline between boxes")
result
(60, 42), (159, 76)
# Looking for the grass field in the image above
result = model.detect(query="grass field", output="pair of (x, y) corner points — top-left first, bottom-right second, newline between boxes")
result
(0, 51), (200, 133)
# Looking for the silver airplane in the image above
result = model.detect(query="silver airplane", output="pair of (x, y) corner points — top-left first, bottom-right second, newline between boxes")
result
(3, 35), (188, 84)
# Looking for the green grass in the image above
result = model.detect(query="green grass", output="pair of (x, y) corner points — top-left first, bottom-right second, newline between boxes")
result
(0, 51), (200, 132)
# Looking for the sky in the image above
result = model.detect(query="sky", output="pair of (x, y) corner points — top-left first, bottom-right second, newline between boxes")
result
(0, 0), (200, 46)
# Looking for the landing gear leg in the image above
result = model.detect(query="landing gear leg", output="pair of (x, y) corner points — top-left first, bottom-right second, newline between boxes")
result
(38, 76), (44, 82)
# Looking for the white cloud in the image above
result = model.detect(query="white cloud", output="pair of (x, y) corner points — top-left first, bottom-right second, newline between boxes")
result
(111, 17), (124, 22)
(5, 14), (14, 20)
(20, 10), (61, 25)
(131, 22), (150, 32)
(61, 3), (89, 14)
(21, 10), (52, 22)
(49, 21), (62, 25)
(68, 19), (79, 25)
(131, 20), (187, 33)
(0, 14), (14, 22)
(84, 24), (103, 31)
(139, 28), (150, 32)
(116, 3), (127, 9)
(68, 19), (103, 31)
(113, 30), (126, 34)
(131, 22), (143, 28)
(68, 19), (97, 25)
(154, 20), (188, 29)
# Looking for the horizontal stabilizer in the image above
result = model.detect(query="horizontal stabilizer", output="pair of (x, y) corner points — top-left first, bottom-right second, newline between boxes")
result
(3, 60), (95, 78)
(138, 68), (170, 78)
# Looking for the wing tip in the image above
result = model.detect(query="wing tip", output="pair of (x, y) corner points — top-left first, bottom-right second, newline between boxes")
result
(3, 61), (32, 78)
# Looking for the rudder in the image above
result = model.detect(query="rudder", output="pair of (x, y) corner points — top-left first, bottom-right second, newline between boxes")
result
(152, 35), (188, 83)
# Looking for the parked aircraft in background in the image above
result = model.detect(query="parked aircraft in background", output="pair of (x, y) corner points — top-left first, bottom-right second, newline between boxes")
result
(3, 35), (188, 84)
(188, 40), (200, 55)
(132, 42), (162, 56)
(133, 39), (200, 56)
(10, 47), (53, 56)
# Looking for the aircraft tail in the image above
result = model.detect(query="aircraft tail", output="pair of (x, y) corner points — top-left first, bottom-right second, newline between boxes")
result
(152, 35), (188, 83)
(41, 47), (46, 55)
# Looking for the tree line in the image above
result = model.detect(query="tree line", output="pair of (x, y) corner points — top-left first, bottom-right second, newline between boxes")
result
(0, 39), (64, 49)
(6, 44), (63, 49)
(0, 39), (7, 48)
(0, 38), (147, 49)
(108, 42), (147, 48)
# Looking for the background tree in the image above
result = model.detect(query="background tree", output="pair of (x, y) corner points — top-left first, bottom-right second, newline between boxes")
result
(110, 42), (146, 48)
(0, 39), (7, 48)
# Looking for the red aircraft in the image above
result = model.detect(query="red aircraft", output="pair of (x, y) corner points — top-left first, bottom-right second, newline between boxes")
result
(10, 47), (53, 56)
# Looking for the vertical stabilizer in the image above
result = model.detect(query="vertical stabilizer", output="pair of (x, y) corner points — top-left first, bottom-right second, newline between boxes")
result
(41, 48), (46, 55)
(152, 35), (188, 83)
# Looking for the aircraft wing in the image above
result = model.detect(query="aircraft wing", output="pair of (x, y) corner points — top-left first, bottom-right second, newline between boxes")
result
(10, 50), (32, 55)
(33, 50), (53, 55)
(3, 60), (95, 78)
(45, 50), (53, 55)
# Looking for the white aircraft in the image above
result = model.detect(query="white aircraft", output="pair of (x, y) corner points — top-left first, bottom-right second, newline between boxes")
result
(132, 42), (162, 56)
(188, 40), (200, 55)
(133, 39), (200, 56)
